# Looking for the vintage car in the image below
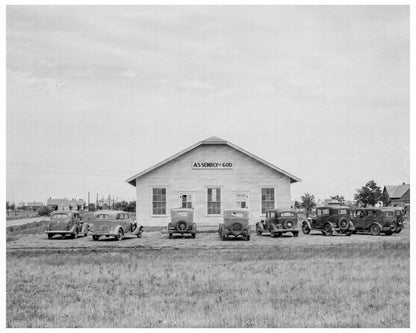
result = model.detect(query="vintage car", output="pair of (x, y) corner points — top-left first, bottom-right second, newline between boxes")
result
(88, 210), (143, 241)
(45, 210), (88, 239)
(351, 207), (396, 236)
(168, 208), (197, 238)
(390, 207), (406, 233)
(218, 209), (250, 241)
(301, 205), (355, 236)
(256, 209), (300, 237)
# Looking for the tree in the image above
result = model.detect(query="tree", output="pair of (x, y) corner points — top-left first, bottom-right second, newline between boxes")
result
(330, 195), (345, 205)
(126, 201), (136, 212)
(88, 203), (96, 211)
(354, 180), (383, 207)
(38, 206), (52, 216)
(294, 200), (301, 210)
(300, 193), (316, 216)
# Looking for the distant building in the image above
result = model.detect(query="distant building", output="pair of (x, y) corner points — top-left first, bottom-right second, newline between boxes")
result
(47, 198), (86, 211)
(26, 202), (43, 211)
(383, 183), (410, 207)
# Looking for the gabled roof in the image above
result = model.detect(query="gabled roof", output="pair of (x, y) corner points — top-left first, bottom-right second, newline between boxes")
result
(126, 136), (301, 186)
(383, 184), (410, 199)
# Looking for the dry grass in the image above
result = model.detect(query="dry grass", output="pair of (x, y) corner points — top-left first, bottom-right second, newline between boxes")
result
(7, 242), (409, 328)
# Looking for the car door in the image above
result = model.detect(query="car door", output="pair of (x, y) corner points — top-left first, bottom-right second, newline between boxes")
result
(312, 209), (321, 229)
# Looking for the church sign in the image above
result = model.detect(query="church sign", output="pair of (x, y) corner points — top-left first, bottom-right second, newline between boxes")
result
(192, 162), (233, 170)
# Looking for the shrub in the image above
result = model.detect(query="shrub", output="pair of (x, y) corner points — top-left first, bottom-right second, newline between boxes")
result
(38, 206), (52, 216)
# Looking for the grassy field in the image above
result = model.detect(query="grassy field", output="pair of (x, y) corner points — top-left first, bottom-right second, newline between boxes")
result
(7, 240), (409, 328)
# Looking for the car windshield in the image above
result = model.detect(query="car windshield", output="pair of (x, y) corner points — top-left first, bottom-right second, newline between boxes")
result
(338, 209), (348, 215)
(395, 211), (402, 216)
(95, 214), (112, 219)
(51, 214), (69, 220)
(384, 211), (394, 217)
(280, 212), (295, 217)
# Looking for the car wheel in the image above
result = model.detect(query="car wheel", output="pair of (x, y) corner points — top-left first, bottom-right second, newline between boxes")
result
(384, 231), (393, 236)
(275, 232), (282, 237)
(270, 232), (275, 238)
(339, 219), (349, 230)
(302, 224), (311, 235)
(168, 233), (173, 239)
(345, 230), (352, 236)
(222, 234), (227, 241)
(116, 228), (124, 241)
(47, 234), (53, 239)
(323, 223), (333, 236)
(395, 227), (402, 234)
(92, 235), (99, 241)
(246, 235), (250, 241)
(292, 231), (299, 238)
(256, 229), (262, 236)
(137, 231), (142, 238)
(370, 224), (381, 236)
(191, 233), (196, 239)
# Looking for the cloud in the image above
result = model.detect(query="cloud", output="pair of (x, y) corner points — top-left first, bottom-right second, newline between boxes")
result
(121, 70), (137, 78)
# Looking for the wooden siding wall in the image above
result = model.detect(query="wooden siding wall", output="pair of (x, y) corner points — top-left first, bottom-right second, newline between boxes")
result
(135, 144), (292, 226)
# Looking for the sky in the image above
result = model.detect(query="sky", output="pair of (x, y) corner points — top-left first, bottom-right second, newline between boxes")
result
(6, 5), (410, 205)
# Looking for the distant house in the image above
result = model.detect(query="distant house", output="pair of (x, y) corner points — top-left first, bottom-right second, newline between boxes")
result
(26, 202), (43, 211)
(383, 183), (410, 207)
(47, 198), (86, 211)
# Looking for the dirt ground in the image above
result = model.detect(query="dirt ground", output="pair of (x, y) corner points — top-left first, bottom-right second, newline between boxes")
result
(6, 223), (410, 252)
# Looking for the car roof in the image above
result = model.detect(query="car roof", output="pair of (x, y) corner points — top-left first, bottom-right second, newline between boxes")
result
(317, 206), (350, 210)
(51, 210), (76, 215)
(267, 209), (297, 214)
(93, 210), (129, 216)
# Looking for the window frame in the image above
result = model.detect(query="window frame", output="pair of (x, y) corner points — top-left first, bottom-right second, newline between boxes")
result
(206, 186), (222, 216)
(261, 187), (275, 214)
(152, 187), (167, 216)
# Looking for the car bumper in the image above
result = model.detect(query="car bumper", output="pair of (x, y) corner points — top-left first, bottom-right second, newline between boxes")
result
(271, 228), (300, 233)
(46, 226), (76, 234)
(89, 232), (117, 237)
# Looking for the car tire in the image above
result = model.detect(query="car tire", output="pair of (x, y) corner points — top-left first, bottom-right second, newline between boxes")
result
(323, 223), (333, 236)
(395, 227), (402, 234)
(191, 233), (196, 239)
(370, 224), (381, 236)
(384, 231), (393, 236)
(168, 233), (173, 239)
(302, 224), (311, 235)
(345, 230), (352, 236)
(256, 229), (262, 236)
(275, 232), (282, 237)
(339, 219), (349, 230)
(246, 235), (250, 241)
(47, 233), (53, 239)
(270, 232), (275, 238)
(137, 231), (142, 238)
(116, 228), (124, 241)
(92, 235), (99, 241)
(292, 231), (299, 237)
(222, 234), (227, 241)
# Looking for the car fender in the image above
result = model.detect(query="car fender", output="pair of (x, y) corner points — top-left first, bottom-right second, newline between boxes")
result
(325, 221), (335, 229)
(256, 221), (265, 231)
(302, 220), (312, 229)
(80, 223), (89, 234)
(68, 225), (77, 234)
(112, 225), (123, 234)
(370, 222), (383, 230)
(133, 225), (143, 235)
(270, 223), (278, 232)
